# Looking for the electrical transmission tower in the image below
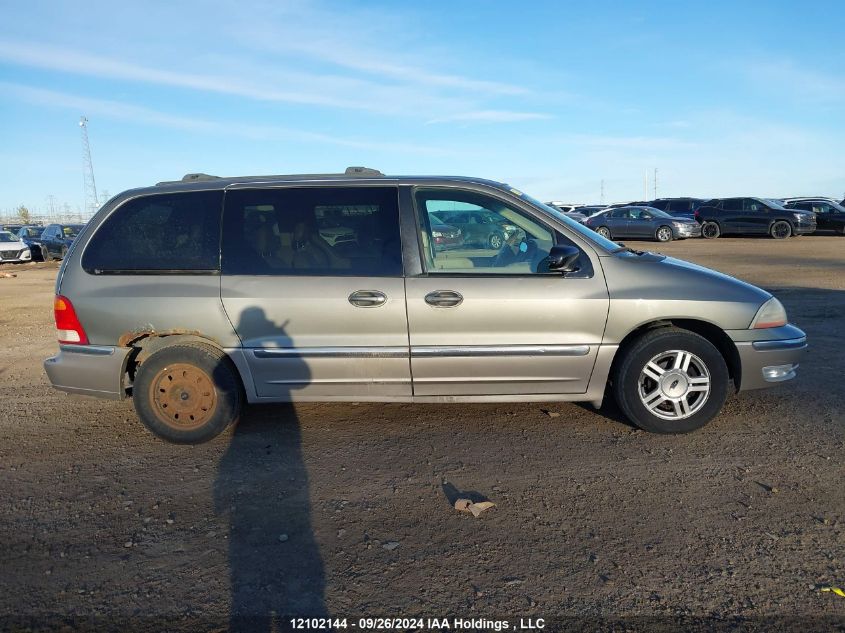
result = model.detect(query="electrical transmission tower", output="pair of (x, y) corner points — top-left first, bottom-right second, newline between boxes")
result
(79, 116), (99, 217)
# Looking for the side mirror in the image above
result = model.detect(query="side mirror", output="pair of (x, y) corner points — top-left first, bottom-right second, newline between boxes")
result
(547, 244), (581, 273)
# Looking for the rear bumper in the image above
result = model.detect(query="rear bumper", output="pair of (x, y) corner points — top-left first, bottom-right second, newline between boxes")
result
(44, 345), (131, 400)
(734, 327), (808, 391)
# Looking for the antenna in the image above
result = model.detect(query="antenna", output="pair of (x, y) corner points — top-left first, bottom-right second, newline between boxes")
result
(79, 116), (99, 217)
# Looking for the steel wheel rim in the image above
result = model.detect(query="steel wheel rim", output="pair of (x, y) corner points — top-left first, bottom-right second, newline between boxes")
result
(657, 227), (672, 241)
(490, 234), (503, 249)
(637, 350), (710, 421)
(597, 227), (611, 238)
(149, 363), (217, 430)
(773, 222), (790, 238)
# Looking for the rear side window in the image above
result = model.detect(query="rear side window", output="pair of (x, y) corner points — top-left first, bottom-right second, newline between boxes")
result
(82, 191), (223, 274)
(221, 186), (402, 276)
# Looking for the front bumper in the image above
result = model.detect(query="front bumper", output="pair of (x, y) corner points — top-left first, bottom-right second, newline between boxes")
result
(0, 248), (31, 262)
(673, 224), (702, 239)
(732, 324), (808, 391)
(793, 222), (816, 235)
(44, 345), (132, 400)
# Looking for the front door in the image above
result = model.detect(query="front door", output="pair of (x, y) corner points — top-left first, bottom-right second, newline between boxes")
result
(220, 185), (411, 400)
(405, 187), (609, 396)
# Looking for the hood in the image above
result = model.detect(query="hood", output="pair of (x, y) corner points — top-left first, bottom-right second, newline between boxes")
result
(669, 216), (697, 223)
(605, 252), (771, 306)
(0, 239), (26, 250)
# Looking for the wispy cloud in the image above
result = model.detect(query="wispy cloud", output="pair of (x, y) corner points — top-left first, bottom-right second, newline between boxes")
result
(739, 58), (845, 100)
(426, 110), (554, 124)
(0, 81), (450, 155)
(0, 37), (549, 122)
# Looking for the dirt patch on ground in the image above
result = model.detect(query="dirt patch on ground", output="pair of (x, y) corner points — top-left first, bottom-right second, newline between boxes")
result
(1, 237), (844, 631)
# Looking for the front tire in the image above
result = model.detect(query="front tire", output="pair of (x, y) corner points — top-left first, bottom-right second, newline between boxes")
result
(701, 221), (721, 239)
(612, 328), (729, 434)
(488, 233), (504, 249)
(655, 226), (673, 242)
(770, 220), (792, 239)
(596, 226), (612, 239)
(133, 343), (242, 444)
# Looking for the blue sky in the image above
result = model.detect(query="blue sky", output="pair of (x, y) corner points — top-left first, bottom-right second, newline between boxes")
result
(1, 0), (843, 214)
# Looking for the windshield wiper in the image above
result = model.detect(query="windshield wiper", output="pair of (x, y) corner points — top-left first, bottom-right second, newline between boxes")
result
(610, 244), (646, 255)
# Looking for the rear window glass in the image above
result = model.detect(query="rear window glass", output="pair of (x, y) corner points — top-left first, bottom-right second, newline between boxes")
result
(82, 191), (223, 273)
(221, 186), (402, 277)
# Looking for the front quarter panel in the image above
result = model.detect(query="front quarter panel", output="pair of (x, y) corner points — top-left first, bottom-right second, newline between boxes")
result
(600, 255), (770, 343)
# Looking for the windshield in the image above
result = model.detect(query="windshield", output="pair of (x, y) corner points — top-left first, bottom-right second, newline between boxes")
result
(518, 191), (620, 252)
(0, 232), (17, 243)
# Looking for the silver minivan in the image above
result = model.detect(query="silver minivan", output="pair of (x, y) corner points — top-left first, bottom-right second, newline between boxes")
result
(44, 168), (807, 443)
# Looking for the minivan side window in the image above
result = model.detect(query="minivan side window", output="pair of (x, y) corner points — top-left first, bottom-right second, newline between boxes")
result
(222, 186), (402, 277)
(415, 188), (563, 275)
(82, 191), (223, 274)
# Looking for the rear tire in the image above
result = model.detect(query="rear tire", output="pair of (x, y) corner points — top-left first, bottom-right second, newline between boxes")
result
(701, 221), (720, 239)
(611, 328), (729, 434)
(770, 220), (792, 239)
(596, 226), (612, 239)
(133, 343), (242, 444)
(655, 226), (673, 242)
(488, 232), (504, 249)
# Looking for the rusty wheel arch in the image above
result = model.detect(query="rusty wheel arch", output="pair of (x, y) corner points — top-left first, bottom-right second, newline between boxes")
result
(122, 331), (225, 387)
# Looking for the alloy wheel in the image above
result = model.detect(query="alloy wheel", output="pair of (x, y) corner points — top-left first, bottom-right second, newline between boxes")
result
(637, 350), (711, 421)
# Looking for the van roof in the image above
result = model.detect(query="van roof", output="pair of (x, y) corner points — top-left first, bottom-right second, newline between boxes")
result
(151, 166), (508, 191)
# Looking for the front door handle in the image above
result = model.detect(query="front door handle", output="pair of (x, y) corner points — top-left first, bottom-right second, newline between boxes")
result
(348, 290), (387, 308)
(424, 290), (464, 308)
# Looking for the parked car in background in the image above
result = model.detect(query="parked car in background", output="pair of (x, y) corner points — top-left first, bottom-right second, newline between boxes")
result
(547, 201), (586, 214)
(545, 206), (588, 224)
(40, 223), (85, 259)
(784, 199), (845, 234)
(15, 226), (48, 261)
(429, 216), (463, 250)
(0, 230), (32, 263)
(583, 206), (701, 242)
(647, 198), (707, 220)
(430, 208), (519, 249)
(575, 205), (609, 218)
(696, 198), (816, 239)
(43, 167), (807, 444)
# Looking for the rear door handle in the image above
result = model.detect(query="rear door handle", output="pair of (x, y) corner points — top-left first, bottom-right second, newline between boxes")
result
(424, 290), (464, 308)
(348, 290), (387, 308)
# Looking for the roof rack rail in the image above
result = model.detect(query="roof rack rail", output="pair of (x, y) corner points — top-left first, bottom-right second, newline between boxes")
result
(181, 173), (220, 182)
(345, 166), (383, 176)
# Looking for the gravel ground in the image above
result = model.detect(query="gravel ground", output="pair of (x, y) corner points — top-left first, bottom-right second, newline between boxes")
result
(0, 236), (844, 632)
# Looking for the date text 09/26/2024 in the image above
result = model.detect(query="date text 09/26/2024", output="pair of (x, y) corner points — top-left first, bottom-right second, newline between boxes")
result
(290, 617), (546, 631)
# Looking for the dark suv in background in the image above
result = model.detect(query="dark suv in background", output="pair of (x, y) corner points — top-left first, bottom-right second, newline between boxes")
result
(41, 223), (86, 259)
(647, 198), (706, 220)
(783, 199), (845, 234)
(696, 197), (816, 239)
(429, 208), (519, 249)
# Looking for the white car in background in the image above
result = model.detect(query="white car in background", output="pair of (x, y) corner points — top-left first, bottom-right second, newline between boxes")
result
(0, 230), (32, 263)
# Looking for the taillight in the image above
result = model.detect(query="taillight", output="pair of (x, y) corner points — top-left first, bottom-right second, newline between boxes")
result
(54, 295), (89, 344)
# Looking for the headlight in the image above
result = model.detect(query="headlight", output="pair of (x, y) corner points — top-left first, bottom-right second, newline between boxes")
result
(672, 221), (686, 228)
(751, 297), (787, 329)
(793, 213), (806, 221)
(431, 231), (443, 238)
